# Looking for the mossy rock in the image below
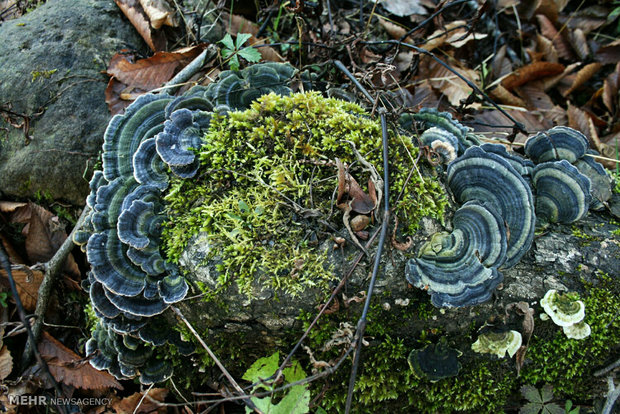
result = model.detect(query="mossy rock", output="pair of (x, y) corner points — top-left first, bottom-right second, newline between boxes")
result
(149, 92), (618, 412)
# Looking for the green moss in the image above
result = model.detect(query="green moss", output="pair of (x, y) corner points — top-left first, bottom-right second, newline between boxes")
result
(521, 277), (620, 400)
(317, 336), (515, 413)
(162, 92), (447, 298)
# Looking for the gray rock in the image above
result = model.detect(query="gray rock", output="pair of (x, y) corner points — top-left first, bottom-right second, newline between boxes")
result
(0, 0), (145, 204)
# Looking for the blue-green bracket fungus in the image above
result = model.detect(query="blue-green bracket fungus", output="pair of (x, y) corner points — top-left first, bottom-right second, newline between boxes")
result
(407, 339), (462, 382)
(524, 126), (589, 164)
(78, 62), (329, 384)
(532, 160), (592, 224)
(405, 200), (508, 307)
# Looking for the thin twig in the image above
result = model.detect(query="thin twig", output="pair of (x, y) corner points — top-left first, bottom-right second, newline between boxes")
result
(345, 108), (391, 413)
(171, 306), (260, 413)
(22, 206), (91, 368)
(363, 40), (528, 137)
(0, 245), (69, 414)
(161, 44), (218, 95)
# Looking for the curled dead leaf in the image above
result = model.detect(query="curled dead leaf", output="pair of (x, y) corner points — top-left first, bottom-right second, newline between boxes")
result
(111, 388), (168, 413)
(39, 332), (123, 390)
(139, 0), (177, 29)
(0, 266), (43, 312)
(0, 346), (13, 381)
(114, 0), (166, 51)
(563, 62), (601, 97)
(502, 61), (565, 91)
(536, 14), (574, 60)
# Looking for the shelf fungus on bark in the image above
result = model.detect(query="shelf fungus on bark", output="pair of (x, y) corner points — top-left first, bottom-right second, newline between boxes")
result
(471, 330), (522, 358)
(574, 151), (613, 211)
(479, 143), (535, 182)
(532, 160), (591, 224)
(102, 94), (172, 182)
(540, 289), (590, 340)
(562, 321), (591, 340)
(155, 108), (212, 178)
(204, 62), (296, 109)
(407, 339), (462, 382)
(133, 138), (170, 190)
(524, 126), (589, 164)
(419, 127), (460, 164)
(405, 200), (507, 308)
(86, 321), (173, 384)
(540, 289), (586, 327)
(447, 146), (536, 269)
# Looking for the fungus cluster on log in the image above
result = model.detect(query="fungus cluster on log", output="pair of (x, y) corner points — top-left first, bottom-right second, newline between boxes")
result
(540, 289), (591, 340)
(77, 63), (299, 383)
(406, 114), (610, 308)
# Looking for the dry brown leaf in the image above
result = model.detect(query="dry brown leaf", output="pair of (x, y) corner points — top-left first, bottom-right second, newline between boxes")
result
(445, 30), (488, 49)
(490, 84), (526, 107)
(603, 63), (620, 114)
(596, 39), (620, 65)
(0, 346), (13, 381)
(114, 0), (166, 51)
(502, 61), (564, 91)
(558, 11), (606, 35)
(541, 62), (578, 91)
(568, 28), (589, 60)
(563, 62), (601, 97)
(108, 45), (205, 91)
(0, 233), (24, 264)
(424, 21), (467, 52)
(228, 13), (259, 36)
(423, 55), (480, 107)
(536, 14), (573, 60)
(377, 16), (414, 43)
(0, 201), (27, 213)
(0, 266), (43, 311)
(247, 35), (284, 63)
(515, 82), (555, 111)
(39, 332), (123, 390)
(105, 77), (143, 115)
(111, 388), (168, 413)
(567, 104), (600, 149)
(10, 202), (79, 277)
(473, 109), (546, 143)
(491, 44), (512, 80)
(535, 0), (558, 23)
(536, 34), (558, 63)
(139, 0), (177, 29)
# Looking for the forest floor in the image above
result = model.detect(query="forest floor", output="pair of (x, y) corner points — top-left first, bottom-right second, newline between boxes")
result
(0, 0), (619, 413)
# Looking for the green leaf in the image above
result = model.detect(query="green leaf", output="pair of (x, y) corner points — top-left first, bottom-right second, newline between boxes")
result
(220, 33), (235, 51)
(254, 205), (265, 216)
(521, 385), (543, 404)
(238, 200), (250, 214)
(221, 48), (235, 59)
(315, 408), (328, 414)
(238, 47), (262, 63)
(540, 384), (554, 403)
(235, 33), (253, 49)
(242, 351), (280, 384)
(519, 402), (543, 414)
(542, 403), (564, 414)
(228, 55), (240, 71)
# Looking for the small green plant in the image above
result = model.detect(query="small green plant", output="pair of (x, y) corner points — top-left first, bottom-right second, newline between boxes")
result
(219, 33), (262, 71)
(564, 400), (580, 414)
(519, 384), (564, 414)
(0, 292), (9, 308)
(242, 351), (310, 414)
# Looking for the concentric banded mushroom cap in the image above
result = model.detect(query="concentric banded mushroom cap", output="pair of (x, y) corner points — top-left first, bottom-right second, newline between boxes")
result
(447, 146), (535, 268)
(524, 126), (589, 164)
(532, 160), (591, 224)
(540, 289), (585, 327)
(405, 201), (507, 308)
